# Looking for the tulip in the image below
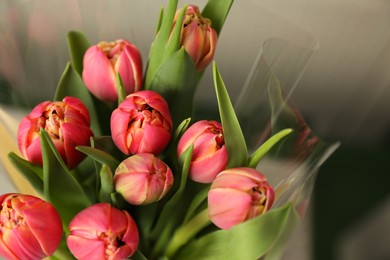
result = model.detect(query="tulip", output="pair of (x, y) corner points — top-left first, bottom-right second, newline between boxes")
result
(82, 39), (143, 102)
(208, 168), (275, 230)
(173, 5), (217, 71)
(114, 153), (174, 205)
(0, 193), (63, 260)
(67, 203), (139, 260)
(177, 120), (228, 183)
(17, 96), (93, 169)
(111, 90), (172, 155)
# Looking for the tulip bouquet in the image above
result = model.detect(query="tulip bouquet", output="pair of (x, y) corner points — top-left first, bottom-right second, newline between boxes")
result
(0, 0), (337, 259)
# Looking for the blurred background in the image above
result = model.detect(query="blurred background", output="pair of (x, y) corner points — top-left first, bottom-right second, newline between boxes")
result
(0, 0), (389, 259)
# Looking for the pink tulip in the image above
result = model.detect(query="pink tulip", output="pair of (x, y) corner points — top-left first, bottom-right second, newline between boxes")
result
(17, 96), (93, 169)
(208, 168), (275, 230)
(82, 39), (143, 102)
(177, 120), (228, 183)
(67, 203), (139, 260)
(0, 193), (63, 260)
(114, 153), (174, 205)
(173, 5), (217, 71)
(110, 90), (172, 155)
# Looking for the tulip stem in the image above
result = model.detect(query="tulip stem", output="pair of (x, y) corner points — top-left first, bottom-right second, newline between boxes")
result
(164, 208), (211, 258)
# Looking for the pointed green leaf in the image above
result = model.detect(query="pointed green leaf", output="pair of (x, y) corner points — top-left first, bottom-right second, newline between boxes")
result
(202, 0), (234, 36)
(213, 62), (247, 167)
(116, 72), (126, 105)
(149, 48), (197, 127)
(67, 31), (90, 75)
(7, 152), (43, 194)
(98, 164), (114, 203)
(174, 203), (299, 260)
(155, 7), (164, 35)
(76, 146), (120, 173)
(183, 186), (209, 224)
(40, 129), (92, 225)
(54, 62), (101, 136)
(132, 250), (148, 260)
(150, 145), (194, 255)
(248, 128), (293, 168)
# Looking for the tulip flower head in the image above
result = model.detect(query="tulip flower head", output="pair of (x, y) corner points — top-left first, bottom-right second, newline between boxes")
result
(173, 5), (217, 71)
(82, 39), (143, 102)
(0, 193), (63, 260)
(67, 203), (139, 260)
(17, 96), (93, 169)
(177, 120), (228, 183)
(111, 90), (172, 155)
(208, 168), (275, 230)
(114, 153), (174, 205)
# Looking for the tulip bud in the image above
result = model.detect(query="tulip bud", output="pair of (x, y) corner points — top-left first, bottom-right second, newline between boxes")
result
(173, 5), (217, 71)
(0, 193), (63, 260)
(114, 153), (174, 205)
(17, 96), (93, 169)
(82, 39), (143, 102)
(67, 203), (139, 260)
(177, 120), (228, 183)
(111, 90), (172, 155)
(208, 168), (275, 230)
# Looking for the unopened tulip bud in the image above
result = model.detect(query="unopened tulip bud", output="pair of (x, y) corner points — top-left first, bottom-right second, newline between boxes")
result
(17, 96), (93, 169)
(208, 168), (274, 230)
(173, 5), (217, 71)
(177, 120), (228, 183)
(0, 193), (63, 260)
(111, 90), (172, 155)
(67, 203), (139, 260)
(114, 153), (173, 205)
(82, 39), (143, 102)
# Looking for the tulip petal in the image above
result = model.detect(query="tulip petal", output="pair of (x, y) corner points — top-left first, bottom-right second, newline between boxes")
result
(208, 188), (252, 230)
(82, 46), (117, 101)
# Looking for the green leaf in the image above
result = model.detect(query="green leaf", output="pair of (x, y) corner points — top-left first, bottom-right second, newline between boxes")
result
(40, 129), (92, 225)
(150, 145), (194, 256)
(174, 203), (299, 260)
(76, 146), (120, 173)
(132, 250), (148, 260)
(213, 62), (247, 167)
(7, 152), (43, 194)
(248, 128), (293, 168)
(149, 48), (197, 127)
(67, 31), (90, 75)
(98, 164), (114, 203)
(116, 72), (126, 105)
(202, 0), (234, 36)
(54, 62), (101, 136)
(183, 186), (209, 224)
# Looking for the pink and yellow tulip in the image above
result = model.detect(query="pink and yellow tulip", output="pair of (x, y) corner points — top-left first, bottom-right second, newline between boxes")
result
(208, 168), (275, 230)
(82, 39), (143, 102)
(173, 5), (217, 71)
(114, 153), (174, 205)
(0, 193), (63, 260)
(177, 120), (228, 183)
(17, 96), (93, 169)
(67, 203), (139, 260)
(110, 90), (172, 155)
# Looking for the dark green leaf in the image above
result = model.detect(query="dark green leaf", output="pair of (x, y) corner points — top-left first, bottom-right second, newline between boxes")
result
(150, 145), (194, 256)
(183, 186), (209, 224)
(98, 164), (114, 203)
(132, 250), (148, 260)
(248, 128), (293, 168)
(174, 203), (299, 260)
(54, 62), (101, 136)
(213, 62), (247, 167)
(76, 146), (120, 173)
(202, 0), (234, 36)
(67, 31), (90, 75)
(40, 129), (92, 225)
(149, 48), (197, 128)
(116, 72), (126, 105)
(7, 152), (43, 194)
